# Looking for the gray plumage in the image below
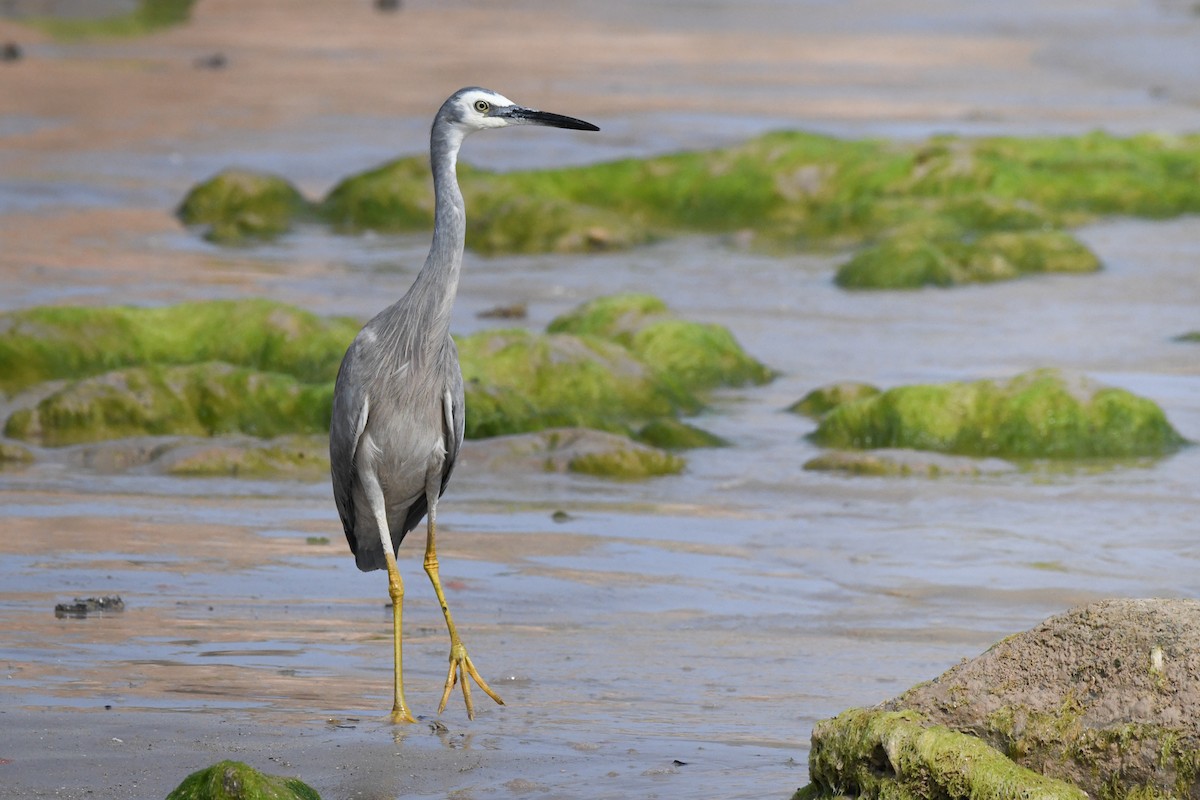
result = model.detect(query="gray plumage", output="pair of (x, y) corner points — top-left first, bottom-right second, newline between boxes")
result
(327, 87), (598, 721)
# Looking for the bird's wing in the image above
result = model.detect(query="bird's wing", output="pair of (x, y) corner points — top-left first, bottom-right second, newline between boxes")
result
(329, 339), (369, 552)
(441, 343), (466, 495)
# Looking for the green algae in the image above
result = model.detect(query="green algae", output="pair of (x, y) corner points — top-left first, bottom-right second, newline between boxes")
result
(810, 370), (1187, 459)
(634, 418), (727, 449)
(0, 441), (34, 464)
(568, 446), (685, 478)
(796, 708), (1087, 800)
(22, 0), (195, 39)
(0, 299), (359, 396)
(547, 293), (774, 392)
(1175, 331), (1200, 343)
(787, 382), (882, 418)
(319, 156), (434, 233)
(456, 328), (699, 439)
(165, 759), (320, 800)
(178, 170), (313, 244)
(5, 363), (332, 447)
(163, 434), (329, 479)
(836, 228), (1100, 290)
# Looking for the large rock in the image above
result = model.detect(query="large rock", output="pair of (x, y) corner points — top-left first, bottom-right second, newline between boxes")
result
(800, 599), (1200, 800)
(165, 759), (320, 800)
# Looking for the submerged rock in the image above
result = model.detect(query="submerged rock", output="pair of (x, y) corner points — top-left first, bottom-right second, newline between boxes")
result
(54, 596), (125, 619)
(165, 759), (320, 800)
(787, 382), (881, 418)
(0, 441), (34, 465)
(803, 448), (1015, 477)
(798, 599), (1200, 800)
(634, 418), (727, 449)
(810, 369), (1186, 459)
(178, 169), (313, 244)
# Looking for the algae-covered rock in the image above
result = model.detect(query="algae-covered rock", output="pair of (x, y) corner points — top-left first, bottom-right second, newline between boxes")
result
(1175, 331), (1200, 343)
(835, 229), (1100, 289)
(811, 370), (1186, 459)
(457, 328), (700, 439)
(165, 759), (320, 800)
(159, 434), (329, 479)
(547, 293), (774, 392)
(464, 427), (684, 478)
(0, 299), (359, 395)
(178, 169), (312, 243)
(803, 449), (1015, 478)
(466, 194), (650, 254)
(874, 599), (1200, 800)
(0, 441), (35, 465)
(5, 363), (332, 447)
(25, 0), (195, 40)
(318, 156), (434, 233)
(635, 418), (728, 449)
(796, 708), (1087, 800)
(787, 382), (881, 418)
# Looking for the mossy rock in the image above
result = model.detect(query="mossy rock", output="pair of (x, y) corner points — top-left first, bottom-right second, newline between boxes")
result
(635, 418), (728, 449)
(796, 708), (1087, 800)
(23, 0), (195, 40)
(811, 370), (1186, 459)
(835, 228), (1100, 289)
(568, 446), (684, 478)
(803, 449), (1015, 478)
(160, 434), (330, 479)
(0, 441), (35, 464)
(1174, 331), (1200, 343)
(457, 328), (700, 439)
(5, 362), (332, 447)
(466, 194), (651, 254)
(0, 299), (359, 395)
(787, 382), (882, 418)
(547, 293), (774, 392)
(165, 759), (320, 800)
(178, 170), (312, 244)
(318, 156), (434, 233)
(875, 599), (1200, 800)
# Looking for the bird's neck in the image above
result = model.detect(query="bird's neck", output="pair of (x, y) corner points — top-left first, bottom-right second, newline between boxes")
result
(404, 129), (466, 354)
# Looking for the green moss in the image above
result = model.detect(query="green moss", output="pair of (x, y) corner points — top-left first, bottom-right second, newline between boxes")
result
(457, 328), (699, 439)
(0, 299), (359, 395)
(318, 156), (434, 233)
(568, 447), (684, 478)
(836, 228), (1100, 289)
(466, 194), (652, 254)
(1174, 331), (1200, 343)
(634, 418), (727, 449)
(811, 370), (1187, 459)
(5, 363), (332, 447)
(24, 0), (195, 39)
(548, 293), (773, 392)
(788, 382), (882, 418)
(165, 759), (321, 800)
(797, 708), (1087, 800)
(178, 170), (312, 244)
(164, 435), (329, 479)
(0, 441), (35, 464)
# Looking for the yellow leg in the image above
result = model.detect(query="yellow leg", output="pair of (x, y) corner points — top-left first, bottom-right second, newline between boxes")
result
(384, 552), (416, 724)
(423, 508), (504, 719)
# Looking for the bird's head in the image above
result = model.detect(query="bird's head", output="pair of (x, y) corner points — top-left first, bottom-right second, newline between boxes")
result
(437, 87), (600, 135)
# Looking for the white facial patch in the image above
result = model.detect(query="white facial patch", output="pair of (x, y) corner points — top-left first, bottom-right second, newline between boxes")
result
(459, 89), (517, 129)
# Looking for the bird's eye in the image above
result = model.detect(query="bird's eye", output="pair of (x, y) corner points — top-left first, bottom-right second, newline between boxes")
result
(474, 100), (490, 113)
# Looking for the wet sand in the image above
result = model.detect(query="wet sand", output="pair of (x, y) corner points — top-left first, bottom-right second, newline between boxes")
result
(2, 1), (1200, 798)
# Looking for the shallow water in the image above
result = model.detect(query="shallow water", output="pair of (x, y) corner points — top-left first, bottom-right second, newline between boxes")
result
(3, 1), (1200, 797)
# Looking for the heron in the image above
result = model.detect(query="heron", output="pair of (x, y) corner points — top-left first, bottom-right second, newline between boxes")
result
(329, 87), (599, 723)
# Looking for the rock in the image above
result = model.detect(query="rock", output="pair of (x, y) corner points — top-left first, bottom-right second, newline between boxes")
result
(464, 427), (684, 478)
(803, 448), (1016, 477)
(787, 382), (881, 418)
(318, 156), (433, 233)
(0, 298), (359, 395)
(5, 362), (332, 447)
(0, 441), (34, 465)
(165, 760), (321, 800)
(810, 369), (1187, 459)
(457, 328), (699, 439)
(634, 418), (727, 449)
(154, 434), (329, 479)
(178, 169), (312, 243)
(792, 599), (1200, 800)
(54, 596), (124, 618)
(547, 293), (774, 392)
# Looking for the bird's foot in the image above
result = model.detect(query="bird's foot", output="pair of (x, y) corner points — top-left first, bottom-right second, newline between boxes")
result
(438, 640), (504, 719)
(389, 702), (417, 725)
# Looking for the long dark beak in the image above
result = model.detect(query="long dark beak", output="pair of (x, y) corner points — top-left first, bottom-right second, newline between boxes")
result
(502, 106), (600, 131)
